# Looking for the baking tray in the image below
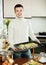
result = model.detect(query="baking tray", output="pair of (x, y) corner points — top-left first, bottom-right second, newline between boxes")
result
(14, 41), (40, 52)
(14, 41), (41, 52)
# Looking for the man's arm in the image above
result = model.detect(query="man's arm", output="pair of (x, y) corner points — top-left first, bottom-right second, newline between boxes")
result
(8, 22), (15, 49)
(29, 21), (40, 43)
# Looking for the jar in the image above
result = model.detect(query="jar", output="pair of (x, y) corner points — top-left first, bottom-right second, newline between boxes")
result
(0, 51), (7, 62)
(7, 51), (13, 58)
(0, 54), (2, 61)
(40, 52), (45, 57)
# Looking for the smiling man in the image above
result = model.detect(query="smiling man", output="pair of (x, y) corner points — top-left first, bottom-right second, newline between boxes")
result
(8, 4), (40, 59)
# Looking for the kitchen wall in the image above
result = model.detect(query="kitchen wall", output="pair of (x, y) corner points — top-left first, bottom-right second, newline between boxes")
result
(4, 0), (32, 17)
(31, 18), (46, 33)
(0, 0), (2, 18)
(2, 0), (46, 34)
(8, 18), (46, 34)
(3, 0), (46, 17)
(0, 0), (3, 34)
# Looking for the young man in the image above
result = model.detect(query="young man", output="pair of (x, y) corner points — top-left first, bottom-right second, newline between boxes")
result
(8, 4), (40, 58)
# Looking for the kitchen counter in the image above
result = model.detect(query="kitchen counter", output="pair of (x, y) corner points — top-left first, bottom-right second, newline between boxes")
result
(34, 34), (46, 53)
(35, 34), (46, 38)
(11, 58), (46, 65)
(1, 58), (45, 65)
(35, 34), (46, 43)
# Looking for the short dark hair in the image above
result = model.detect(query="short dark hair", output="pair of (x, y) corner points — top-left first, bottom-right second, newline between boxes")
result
(14, 4), (23, 10)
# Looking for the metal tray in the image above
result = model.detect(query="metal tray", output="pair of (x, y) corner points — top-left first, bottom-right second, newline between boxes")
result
(14, 41), (41, 52)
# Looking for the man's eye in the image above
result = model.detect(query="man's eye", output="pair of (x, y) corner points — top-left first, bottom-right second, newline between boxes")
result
(20, 10), (22, 12)
(16, 10), (19, 12)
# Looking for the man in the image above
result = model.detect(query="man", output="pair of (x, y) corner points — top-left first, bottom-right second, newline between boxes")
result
(8, 4), (40, 59)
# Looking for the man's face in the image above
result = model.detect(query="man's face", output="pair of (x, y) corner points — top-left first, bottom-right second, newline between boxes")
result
(14, 7), (23, 18)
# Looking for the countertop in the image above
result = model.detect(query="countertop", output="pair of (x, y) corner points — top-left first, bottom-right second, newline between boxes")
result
(35, 34), (46, 38)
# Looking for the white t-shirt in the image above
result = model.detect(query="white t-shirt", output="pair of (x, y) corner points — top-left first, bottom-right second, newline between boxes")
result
(8, 17), (39, 47)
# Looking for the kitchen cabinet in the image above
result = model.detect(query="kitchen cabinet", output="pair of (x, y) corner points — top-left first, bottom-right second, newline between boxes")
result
(31, 0), (46, 17)
(34, 35), (46, 53)
(3, 0), (32, 18)
(29, 36), (46, 53)
(3, 0), (46, 18)
(36, 35), (46, 43)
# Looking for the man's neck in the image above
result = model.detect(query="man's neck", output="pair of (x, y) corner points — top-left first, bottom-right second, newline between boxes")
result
(16, 16), (24, 20)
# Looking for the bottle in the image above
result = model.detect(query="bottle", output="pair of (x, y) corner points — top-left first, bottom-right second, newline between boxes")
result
(6, 55), (14, 64)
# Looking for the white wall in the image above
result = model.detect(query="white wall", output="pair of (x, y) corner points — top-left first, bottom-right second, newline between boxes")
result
(31, 0), (46, 16)
(31, 18), (46, 33)
(8, 18), (46, 34)
(3, 0), (46, 34)
(4, 0), (32, 17)
(0, 0), (2, 18)
(0, 0), (2, 31)
(4, 0), (46, 17)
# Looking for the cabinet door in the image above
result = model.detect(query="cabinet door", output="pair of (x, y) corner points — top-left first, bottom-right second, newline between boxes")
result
(3, 0), (46, 18)
(31, 0), (46, 17)
(3, 0), (32, 18)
